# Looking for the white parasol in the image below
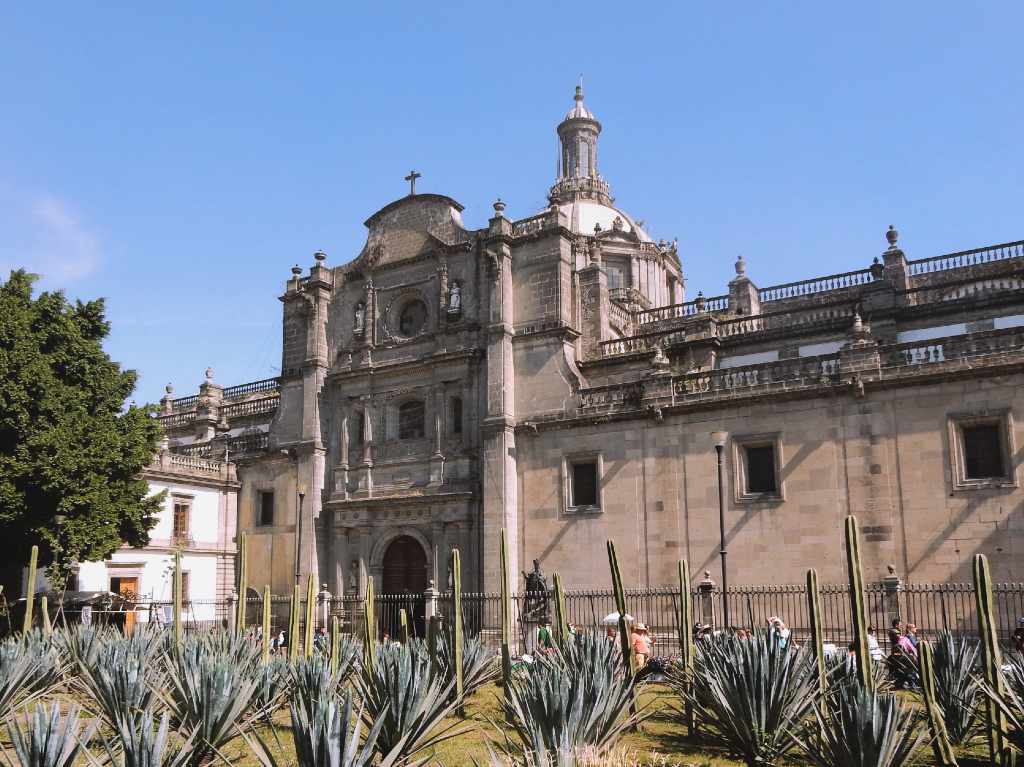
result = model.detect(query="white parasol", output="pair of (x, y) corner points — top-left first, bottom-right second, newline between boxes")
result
(601, 611), (634, 626)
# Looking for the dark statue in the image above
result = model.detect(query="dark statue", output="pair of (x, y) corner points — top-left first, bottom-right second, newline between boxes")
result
(521, 559), (549, 619)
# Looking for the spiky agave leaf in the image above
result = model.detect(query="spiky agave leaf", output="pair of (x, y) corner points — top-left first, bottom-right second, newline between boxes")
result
(252, 657), (290, 724)
(355, 642), (464, 762)
(244, 691), (404, 767)
(156, 641), (266, 766)
(52, 624), (113, 669)
(673, 630), (821, 766)
(797, 684), (926, 767)
(0, 637), (62, 722)
(74, 636), (162, 741)
(977, 672), (1024, 755)
(499, 633), (644, 763)
(289, 654), (352, 723)
(4, 703), (98, 767)
(98, 709), (196, 767)
(929, 629), (981, 745)
(432, 630), (500, 700)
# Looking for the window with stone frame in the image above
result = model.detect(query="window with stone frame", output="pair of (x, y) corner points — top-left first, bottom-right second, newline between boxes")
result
(949, 411), (1015, 489)
(258, 491), (275, 527)
(732, 434), (784, 502)
(397, 300), (428, 337)
(398, 400), (425, 440)
(349, 411), (365, 463)
(180, 571), (191, 603)
(172, 497), (192, 542)
(450, 396), (463, 435)
(564, 453), (602, 513)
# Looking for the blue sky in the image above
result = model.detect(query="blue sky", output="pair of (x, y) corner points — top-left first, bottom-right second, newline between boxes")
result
(2, 2), (1021, 405)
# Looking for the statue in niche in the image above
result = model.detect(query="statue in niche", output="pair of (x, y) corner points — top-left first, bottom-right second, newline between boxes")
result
(353, 302), (365, 334)
(448, 281), (461, 314)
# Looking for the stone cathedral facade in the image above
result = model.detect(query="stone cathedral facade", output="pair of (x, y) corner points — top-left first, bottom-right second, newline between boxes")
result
(159, 86), (1024, 598)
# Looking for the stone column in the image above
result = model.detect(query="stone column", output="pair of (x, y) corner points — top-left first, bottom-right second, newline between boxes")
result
(698, 571), (716, 628)
(481, 210), (519, 594)
(882, 226), (909, 293)
(335, 408), (350, 499)
(331, 525), (350, 597)
(577, 259), (609, 361)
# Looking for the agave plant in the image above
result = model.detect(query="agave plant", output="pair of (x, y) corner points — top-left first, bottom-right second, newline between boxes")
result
(825, 651), (891, 696)
(289, 654), (351, 723)
(52, 624), (112, 668)
(797, 684), (926, 767)
(431, 630), (500, 699)
(157, 640), (266, 766)
(355, 642), (464, 762)
(2, 703), (97, 767)
(977, 673), (1024, 756)
(0, 638), (62, 722)
(97, 709), (196, 767)
(673, 630), (820, 766)
(499, 633), (643, 764)
(246, 691), (403, 767)
(74, 636), (162, 741)
(928, 629), (981, 744)
(252, 657), (290, 724)
(1005, 650), (1024, 702)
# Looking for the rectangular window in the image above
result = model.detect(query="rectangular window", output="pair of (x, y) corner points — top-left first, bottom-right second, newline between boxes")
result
(180, 571), (191, 603)
(745, 445), (778, 493)
(451, 397), (463, 435)
(962, 424), (1004, 479)
(733, 434), (784, 502)
(259, 491), (275, 526)
(950, 412), (1014, 489)
(570, 461), (599, 508)
(172, 499), (191, 540)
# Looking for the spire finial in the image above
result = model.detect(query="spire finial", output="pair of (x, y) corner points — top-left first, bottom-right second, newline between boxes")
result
(575, 74), (584, 102)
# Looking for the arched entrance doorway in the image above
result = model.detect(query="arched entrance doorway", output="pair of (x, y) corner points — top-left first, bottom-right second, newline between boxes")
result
(381, 535), (428, 638)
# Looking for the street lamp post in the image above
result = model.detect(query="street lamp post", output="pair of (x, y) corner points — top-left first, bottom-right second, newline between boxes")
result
(294, 491), (305, 586)
(711, 431), (730, 630)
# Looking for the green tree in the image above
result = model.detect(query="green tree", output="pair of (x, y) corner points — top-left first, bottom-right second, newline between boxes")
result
(0, 270), (163, 593)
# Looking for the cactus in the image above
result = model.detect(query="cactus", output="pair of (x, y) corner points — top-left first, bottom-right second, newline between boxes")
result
(974, 553), (1012, 766)
(806, 568), (827, 728)
(304, 575), (316, 658)
(261, 585), (271, 664)
(289, 583), (301, 659)
(330, 616), (340, 675)
(607, 540), (637, 724)
(23, 545), (38, 634)
(40, 595), (51, 636)
(499, 529), (512, 693)
(552, 572), (569, 648)
(172, 551), (183, 649)
(452, 548), (465, 715)
(677, 559), (695, 734)
(399, 608), (410, 644)
(428, 615), (441, 677)
(235, 532), (248, 633)
(362, 576), (376, 672)
(844, 516), (873, 692)
(918, 640), (959, 766)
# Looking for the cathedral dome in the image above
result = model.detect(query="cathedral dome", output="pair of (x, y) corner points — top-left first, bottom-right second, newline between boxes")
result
(557, 199), (653, 243)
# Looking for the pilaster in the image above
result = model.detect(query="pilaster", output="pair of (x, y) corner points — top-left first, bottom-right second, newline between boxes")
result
(727, 256), (760, 316)
(577, 259), (609, 360)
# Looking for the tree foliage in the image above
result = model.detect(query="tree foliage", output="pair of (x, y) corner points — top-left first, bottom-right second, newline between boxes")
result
(0, 269), (163, 586)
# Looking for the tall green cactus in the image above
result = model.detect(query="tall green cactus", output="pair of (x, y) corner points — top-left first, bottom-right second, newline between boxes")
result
(499, 529), (512, 692)
(235, 532), (248, 633)
(844, 516), (873, 692)
(806, 568), (827, 723)
(288, 583), (301, 659)
(452, 548), (465, 716)
(362, 576), (376, 672)
(398, 608), (410, 644)
(607, 540), (637, 724)
(677, 559), (695, 734)
(974, 553), (1013, 766)
(303, 575), (316, 658)
(428, 615), (441, 677)
(552, 572), (569, 649)
(173, 551), (183, 649)
(261, 585), (271, 663)
(23, 545), (38, 634)
(40, 595), (51, 636)
(919, 640), (958, 766)
(330, 616), (340, 675)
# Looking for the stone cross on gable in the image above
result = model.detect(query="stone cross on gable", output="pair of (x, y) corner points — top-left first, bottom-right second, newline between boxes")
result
(404, 170), (421, 195)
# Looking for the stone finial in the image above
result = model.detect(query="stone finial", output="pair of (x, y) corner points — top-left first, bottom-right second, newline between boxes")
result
(313, 249), (327, 263)
(695, 291), (706, 311)
(164, 383), (173, 395)
(734, 254), (747, 277)
(291, 264), (302, 276)
(886, 225), (899, 249)
(887, 563), (896, 576)
(852, 311), (863, 334)
(492, 198), (506, 216)
(204, 367), (214, 382)
(870, 256), (884, 280)
(593, 222), (602, 234)
(612, 215), (623, 231)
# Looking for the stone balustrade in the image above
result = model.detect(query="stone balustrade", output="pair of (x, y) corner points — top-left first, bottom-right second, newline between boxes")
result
(757, 268), (875, 303)
(906, 239), (1024, 276)
(148, 451), (237, 481)
(220, 395), (280, 419)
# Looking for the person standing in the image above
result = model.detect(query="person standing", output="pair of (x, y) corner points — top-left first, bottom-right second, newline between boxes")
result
(631, 622), (653, 667)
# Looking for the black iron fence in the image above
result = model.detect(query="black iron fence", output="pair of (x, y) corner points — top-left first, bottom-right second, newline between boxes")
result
(24, 581), (1024, 659)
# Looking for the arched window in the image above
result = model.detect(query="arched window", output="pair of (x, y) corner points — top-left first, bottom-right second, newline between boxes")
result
(398, 401), (425, 440)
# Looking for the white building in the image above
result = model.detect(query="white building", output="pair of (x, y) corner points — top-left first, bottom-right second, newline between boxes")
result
(74, 445), (239, 627)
